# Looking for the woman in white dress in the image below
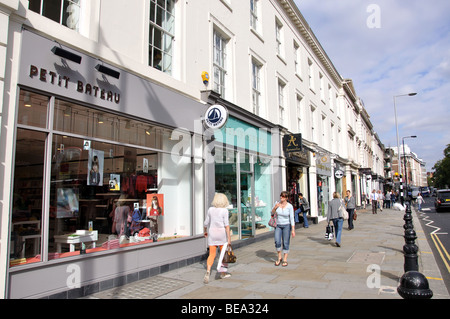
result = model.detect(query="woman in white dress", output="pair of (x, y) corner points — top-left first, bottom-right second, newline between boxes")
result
(203, 193), (232, 284)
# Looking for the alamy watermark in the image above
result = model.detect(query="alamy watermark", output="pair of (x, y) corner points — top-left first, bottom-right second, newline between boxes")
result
(367, 4), (381, 29)
(366, 264), (381, 289)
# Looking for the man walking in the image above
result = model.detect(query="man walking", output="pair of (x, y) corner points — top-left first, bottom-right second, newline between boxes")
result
(371, 190), (378, 214)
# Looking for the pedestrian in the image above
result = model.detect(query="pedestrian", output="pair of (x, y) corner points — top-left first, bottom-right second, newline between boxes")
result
(377, 190), (384, 212)
(296, 193), (310, 228)
(417, 193), (425, 211)
(391, 190), (397, 205)
(203, 193), (232, 284)
(271, 191), (295, 267)
(327, 192), (344, 247)
(371, 189), (378, 214)
(361, 192), (367, 209)
(385, 191), (391, 209)
(344, 190), (356, 230)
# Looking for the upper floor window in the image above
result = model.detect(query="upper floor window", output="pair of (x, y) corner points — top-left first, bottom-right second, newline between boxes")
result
(278, 79), (286, 126)
(29, 0), (81, 31)
(213, 30), (228, 98)
(294, 42), (301, 78)
(149, 0), (175, 74)
(275, 20), (284, 57)
(296, 94), (304, 134)
(250, 0), (260, 33)
(308, 58), (315, 91)
(251, 58), (262, 116)
(319, 72), (325, 101)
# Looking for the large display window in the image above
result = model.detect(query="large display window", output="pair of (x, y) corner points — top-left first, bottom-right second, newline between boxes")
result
(214, 148), (272, 240)
(10, 89), (199, 267)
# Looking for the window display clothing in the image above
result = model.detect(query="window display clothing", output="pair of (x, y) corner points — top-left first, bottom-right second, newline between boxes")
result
(203, 207), (229, 246)
(113, 204), (131, 236)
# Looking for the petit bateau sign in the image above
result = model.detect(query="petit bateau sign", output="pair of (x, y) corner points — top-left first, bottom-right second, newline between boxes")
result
(29, 64), (121, 105)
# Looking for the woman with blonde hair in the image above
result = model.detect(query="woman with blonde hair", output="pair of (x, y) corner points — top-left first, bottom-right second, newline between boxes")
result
(203, 193), (232, 283)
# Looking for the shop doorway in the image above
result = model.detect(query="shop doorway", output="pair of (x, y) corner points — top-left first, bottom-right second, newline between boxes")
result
(215, 149), (273, 240)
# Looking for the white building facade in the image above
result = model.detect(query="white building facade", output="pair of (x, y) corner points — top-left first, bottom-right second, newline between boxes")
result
(1, 0), (387, 298)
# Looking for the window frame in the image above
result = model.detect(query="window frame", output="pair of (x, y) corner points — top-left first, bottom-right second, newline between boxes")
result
(148, 0), (176, 74)
(213, 29), (228, 98)
(28, 0), (82, 31)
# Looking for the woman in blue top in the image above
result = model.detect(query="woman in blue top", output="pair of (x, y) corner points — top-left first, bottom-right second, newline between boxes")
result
(271, 191), (295, 267)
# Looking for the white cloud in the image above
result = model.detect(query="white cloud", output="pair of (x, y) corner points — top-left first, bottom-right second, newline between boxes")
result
(295, 0), (450, 171)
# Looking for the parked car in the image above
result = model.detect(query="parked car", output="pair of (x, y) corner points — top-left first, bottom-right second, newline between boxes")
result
(430, 187), (437, 196)
(420, 186), (430, 197)
(435, 189), (450, 212)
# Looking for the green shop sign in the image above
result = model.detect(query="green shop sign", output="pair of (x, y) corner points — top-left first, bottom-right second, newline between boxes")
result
(214, 116), (272, 156)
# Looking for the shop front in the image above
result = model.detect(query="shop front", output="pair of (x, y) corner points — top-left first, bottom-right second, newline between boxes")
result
(284, 135), (311, 223)
(5, 30), (207, 298)
(334, 162), (345, 197)
(315, 153), (332, 219)
(203, 93), (276, 241)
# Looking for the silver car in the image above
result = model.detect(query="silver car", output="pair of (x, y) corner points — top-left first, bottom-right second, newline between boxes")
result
(435, 189), (450, 212)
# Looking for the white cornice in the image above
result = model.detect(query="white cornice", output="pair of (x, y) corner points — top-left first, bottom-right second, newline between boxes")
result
(278, 0), (343, 87)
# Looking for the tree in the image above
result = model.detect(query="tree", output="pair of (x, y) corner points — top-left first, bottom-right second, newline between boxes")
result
(432, 144), (450, 188)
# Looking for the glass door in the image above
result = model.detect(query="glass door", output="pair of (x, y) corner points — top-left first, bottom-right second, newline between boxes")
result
(239, 171), (254, 239)
(237, 153), (255, 239)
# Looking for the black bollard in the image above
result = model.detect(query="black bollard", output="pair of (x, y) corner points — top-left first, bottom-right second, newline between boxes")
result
(397, 201), (433, 299)
(403, 228), (419, 272)
(397, 271), (433, 299)
(403, 203), (414, 231)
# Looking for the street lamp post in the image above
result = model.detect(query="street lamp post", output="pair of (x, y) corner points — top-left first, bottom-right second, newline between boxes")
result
(393, 93), (417, 201)
(393, 93), (417, 176)
(402, 135), (417, 202)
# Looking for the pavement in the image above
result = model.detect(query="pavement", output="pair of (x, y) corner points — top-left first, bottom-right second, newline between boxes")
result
(84, 206), (449, 300)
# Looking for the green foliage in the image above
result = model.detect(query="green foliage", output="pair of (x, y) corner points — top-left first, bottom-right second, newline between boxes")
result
(432, 144), (450, 188)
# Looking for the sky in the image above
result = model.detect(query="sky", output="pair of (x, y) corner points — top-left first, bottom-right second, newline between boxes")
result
(294, 0), (450, 172)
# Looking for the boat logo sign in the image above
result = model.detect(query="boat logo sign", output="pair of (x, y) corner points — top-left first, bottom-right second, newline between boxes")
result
(204, 104), (228, 129)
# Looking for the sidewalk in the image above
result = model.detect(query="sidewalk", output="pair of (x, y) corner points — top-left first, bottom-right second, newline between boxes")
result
(85, 207), (449, 299)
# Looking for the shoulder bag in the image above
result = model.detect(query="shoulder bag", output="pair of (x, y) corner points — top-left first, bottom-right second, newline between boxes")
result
(268, 211), (277, 228)
(339, 203), (349, 220)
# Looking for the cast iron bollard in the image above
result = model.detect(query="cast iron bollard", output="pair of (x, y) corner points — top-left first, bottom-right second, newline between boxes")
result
(397, 271), (433, 299)
(403, 202), (414, 231)
(403, 203), (418, 272)
(403, 228), (419, 272)
(397, 202), (433, 299)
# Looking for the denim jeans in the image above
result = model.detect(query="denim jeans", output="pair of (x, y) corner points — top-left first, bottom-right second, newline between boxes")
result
(294, 208), (309, 227)
(274, 224), (292, 254)
(331, 218), (344, 244)
(347, 208), (355, 229)
(302, 212), (309, 227)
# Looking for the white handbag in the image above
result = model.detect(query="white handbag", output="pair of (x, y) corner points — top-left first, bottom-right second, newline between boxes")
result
(339, 204), (349, 220)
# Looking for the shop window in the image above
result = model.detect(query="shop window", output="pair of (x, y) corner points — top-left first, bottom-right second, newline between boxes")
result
(28, 0), (81, 31)
(12, 89), (196, 265)
(10, 129), (47, 266)
(47, 115), (192, 259)
(214, 148), (272, 240)
(18, 91), (49, 128)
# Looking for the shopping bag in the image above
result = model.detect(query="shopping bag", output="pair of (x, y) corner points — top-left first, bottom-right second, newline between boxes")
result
(325, 223), (334, 241)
